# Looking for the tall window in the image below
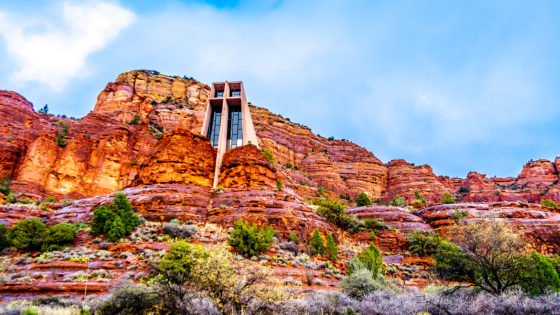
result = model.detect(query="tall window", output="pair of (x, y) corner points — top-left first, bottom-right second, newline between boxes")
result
(227, 105), (243, 149)
(230, 89), (241, 97)
(215, 90), (224, 97)
(207, 106), (222, 148)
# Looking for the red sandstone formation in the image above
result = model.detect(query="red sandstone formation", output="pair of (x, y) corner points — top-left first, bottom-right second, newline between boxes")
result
(383, 159), (450, 203)
(418, 202), (560, 254)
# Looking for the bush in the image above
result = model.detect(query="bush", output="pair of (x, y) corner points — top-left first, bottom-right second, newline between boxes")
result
(541, 199), (559, 209)
(97, 283), (162, 315)
(406, 230), (442, 256)
(228, 220), (274, 257)
(389, 195), (406, 207)
(356, 192), (372, 207)
(348, 242), (385, 277)
(42, 222), (76, 251)
(163, 221), (198, 239)
(458, 186), (470, 194)
(325, 233), (338, 262)
(441, 192), (456, 204)
(340, 269), (378, 300)
(8, 218), (47, 251)
(91, 193), (140, 242)
(449, 209), (469, 221)
(262, 148), (274, 165)
(128, 114), (141, 125)
(520, 252), (560, 296)
(44, 196), (56, 203)
(0, 174), (12, 196)
(411, 190), (427, 209)
(276, 178), (282, 191)
(288, 232), (299, 244)
(55, 122), (69, 147)
(0, 224), (12, 250)
(315, 199), (362, 232)
(158, 241), (207, 284)
(308, 229), (325, 256)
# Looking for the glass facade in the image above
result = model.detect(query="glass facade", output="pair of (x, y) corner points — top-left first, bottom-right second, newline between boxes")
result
(215, 90), (224, 97)
(230, 89), (241, 97)
(207, 106), (222, 148)
(227, 105), (243, 149)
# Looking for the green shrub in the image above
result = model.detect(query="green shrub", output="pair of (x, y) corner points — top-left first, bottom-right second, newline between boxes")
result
(348, 242), (385, 277)
(411, 190), (427, 208)
(432, 240), (470, 281)
(158, 240), (207, 284)
(128, 114), (141, 125)
(520, 252), (560, 296)
(8, 218), (47, 251)
(276, 178), (283, 191)
(163, 221), (198, 239)
(262, 148), (274, 165)
(0, 224), (12, 250)
(55, 121), (69, 147)
(91, 193), (140, 242)
(449, 209), (469, 221)
(228, 220), (274, 257)
(541, 199), (559, 209)
(288, 232), (299, 244)
(315, 199), (362, 232)
(389, 195), (407, 207)
(339, 269), (377, 300)
(44, 196), (56, 203)
(406, 230), (442, 256)
(325, 233), (338, 262)
(0, 174), (12, 196)
(441, 192), (456, 204)
(308, 229), (325, 256)
(42, 222), (76, 251)
(458, 186), (470, 194)
(356, 192), (372, 207)
(364, 218), (388, 231)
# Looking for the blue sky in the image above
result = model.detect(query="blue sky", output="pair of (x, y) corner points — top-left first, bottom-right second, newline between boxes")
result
(0, 0), (559, 178)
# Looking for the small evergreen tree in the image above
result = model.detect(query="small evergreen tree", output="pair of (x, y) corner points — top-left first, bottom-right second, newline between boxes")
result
(38, 104), (49, 114)
(8, 218), (47, 251)
(389, 195), (407, 207)
(308, 229), (325, 256)
(325, 233), (338, 262)
(42, 222), (76, 251)
(0, 224), (12, 250)
(288, 232), (299, 244)
(441, 192), (456, 204)
(355, 192), (372, 207)
(91, 193), (140, 242)
(348, 242), (385, 277)
(541, 199), (559, 209)
(228, 220), (274, 257)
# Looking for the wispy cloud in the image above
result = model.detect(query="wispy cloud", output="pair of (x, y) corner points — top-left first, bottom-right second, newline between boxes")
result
(0, 1), (134, 91)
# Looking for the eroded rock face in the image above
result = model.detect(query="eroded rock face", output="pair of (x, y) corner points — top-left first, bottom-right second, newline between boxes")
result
(518, 159), (558, 188)
(418, 202), (560, 255)
(134, 128), (216, 187)
(383, 159), (450, 203)
(218, 145), (277, 189)
(347, 205), (432, 234)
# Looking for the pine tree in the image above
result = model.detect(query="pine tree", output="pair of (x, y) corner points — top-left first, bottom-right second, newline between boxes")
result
(308, 229), (325, 256)
(325, 233), (338, 262)
(356, 192), (372, 207)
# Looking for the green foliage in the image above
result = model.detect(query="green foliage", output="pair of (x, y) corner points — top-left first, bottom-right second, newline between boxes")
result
(130, 160), (138, 166)
(128, 114), (141, 125)
(348, 242), (385, 277)
(458, 186), (470, 194)
(541, 199), (559, 209)
(158, 240), (207, 284)
(288, 232), (299, 244)
(38, 104), (49, 114)
(276, 178), (283, 191)
(0, 174), (12, 196)
(55, 121), (69, 147)
(21, 306), (39, 315)
(91, 193), (140, 242)
(520, 252), (560, 296)
(441, 192), (456, 204)
(364, 218), (388, 231)
(411, 190), (427, 208)
(315, 199), (362, 232)
(339, 269), (377, 300)
(308, 229), (325, 256)
(432, 240), (470, 281)
(228, 220), (274, 257)
(356, 192), (372, 207)
(449, 209), (469, 221)
(44, 196), (56, 203)
(8, 218), (47, 251)
(42, 222), (76, 251)
(389, 195), (407, 207)
(325, 233), (338, 262)
(262, 148), (274, 165)
(406, 230), (442, 256)
(0, 223), (12, 250)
